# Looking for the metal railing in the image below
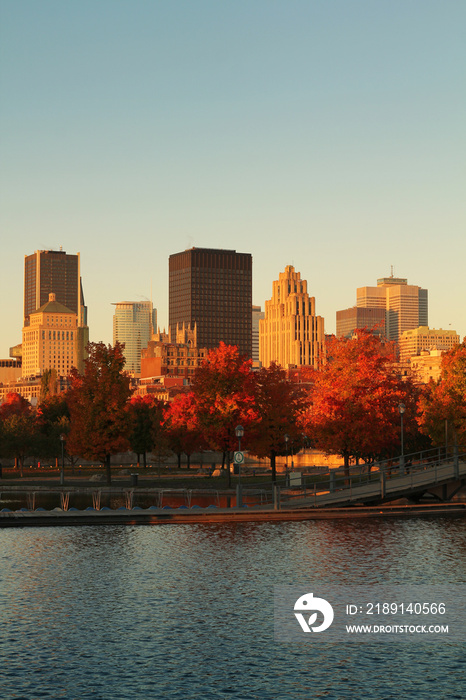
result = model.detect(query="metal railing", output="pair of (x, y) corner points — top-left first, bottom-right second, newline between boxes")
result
(239, 445), (466, 509)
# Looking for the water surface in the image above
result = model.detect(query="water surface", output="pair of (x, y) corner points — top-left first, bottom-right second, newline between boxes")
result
(0, 517), (465, 699)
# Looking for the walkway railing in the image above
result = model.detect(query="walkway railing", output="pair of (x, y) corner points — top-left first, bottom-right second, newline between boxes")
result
(239, 445), (466, 509)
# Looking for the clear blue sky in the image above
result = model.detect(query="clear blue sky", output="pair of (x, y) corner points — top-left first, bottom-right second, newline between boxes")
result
(1, 0), (465, 355)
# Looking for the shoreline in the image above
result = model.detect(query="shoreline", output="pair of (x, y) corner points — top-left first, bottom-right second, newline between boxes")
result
(1, 502), (465, 528)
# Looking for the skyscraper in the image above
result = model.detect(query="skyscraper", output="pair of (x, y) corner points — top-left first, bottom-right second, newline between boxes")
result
(24, 249), (87, 327)
(252, 305), (264, 364)
(356, 276), (428, 342)
(23, 249), (89, 374)
(22, 293), (80, 377)
(259, 265), (325, 369)
(169, 248), (252, 357)
(113, 301), (156, 376)
(336, 307), (386, 339)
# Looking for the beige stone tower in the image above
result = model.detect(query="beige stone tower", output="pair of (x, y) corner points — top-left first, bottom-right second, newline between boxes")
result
(259, 265), (325, 369)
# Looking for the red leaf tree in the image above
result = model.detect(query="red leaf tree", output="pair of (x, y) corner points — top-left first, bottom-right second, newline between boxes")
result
(248, 363), (308, 481)
(66, 342), (132, 484)
(164, 392), (205, 469)
(190, 343), (257, 481)
(302, 331), (420, 474)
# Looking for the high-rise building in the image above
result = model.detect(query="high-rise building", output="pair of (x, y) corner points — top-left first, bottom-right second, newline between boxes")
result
(24, 249), (87, 327)
(336, 307), (386, 339)
(259, 265), (325, 369)
(356, 276), (428, 342)
(113, 301), (156, 376)
(252, 305), (264, 364)
(169, 247), (252, 357)
(399, 326), (459, 364)
(21, 293), (81, 377)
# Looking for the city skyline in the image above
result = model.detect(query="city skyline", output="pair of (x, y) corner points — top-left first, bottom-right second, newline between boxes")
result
(1, 1), (465, 355)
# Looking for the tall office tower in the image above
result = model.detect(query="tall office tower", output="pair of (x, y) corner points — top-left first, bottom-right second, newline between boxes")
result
(113, 301), (156, 376)
(356, 275), (428, 342)
(22, 293), (80, 377)
(252, 305), (264, 364)
(169, 248), (252, 357)
(336, 307), (386, 339)
(399, 326), (459, 364)
(24, 249), (87, 327)
(259, 265), (325, 369)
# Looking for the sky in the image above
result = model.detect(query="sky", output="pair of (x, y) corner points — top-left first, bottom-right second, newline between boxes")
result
(1, 0), (465, 356)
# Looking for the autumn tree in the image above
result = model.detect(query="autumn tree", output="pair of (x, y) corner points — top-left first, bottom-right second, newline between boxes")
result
(191, 343), (257, 481)
(248, 362), (308, 481)
(0, 393), (36, 476)
(66, 342), (132, 484)
(164, 392), (205, 469)
(418, 340), (466, 446)
(302, 331), (421, 474)
(127, 394), (167, 467)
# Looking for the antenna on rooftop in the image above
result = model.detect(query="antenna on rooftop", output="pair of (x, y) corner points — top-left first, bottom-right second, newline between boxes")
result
(390, 265), (394, 277)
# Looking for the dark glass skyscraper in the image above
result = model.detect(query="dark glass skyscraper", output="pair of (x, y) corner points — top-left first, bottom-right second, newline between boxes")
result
(169, 247), (252, 357)
(24, 249), (87, 327)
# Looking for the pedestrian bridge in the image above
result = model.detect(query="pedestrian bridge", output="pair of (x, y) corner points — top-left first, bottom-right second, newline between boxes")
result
(242, 446), (466, 509)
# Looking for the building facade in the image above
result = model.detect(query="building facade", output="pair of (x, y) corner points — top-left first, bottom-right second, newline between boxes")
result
(336, 306), (386, 339)
(113, 301), (156, 376)
(356, 276), (428, 343)
(169, 247), (252, 357)
(399, 326), (459, 364)
(259, 265), (325, 369)
(141, 328), (208, 380)
(21, 293), (81, 378)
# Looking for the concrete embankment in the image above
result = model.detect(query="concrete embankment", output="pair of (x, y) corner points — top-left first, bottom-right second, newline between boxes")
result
(1, 502), (465, 528)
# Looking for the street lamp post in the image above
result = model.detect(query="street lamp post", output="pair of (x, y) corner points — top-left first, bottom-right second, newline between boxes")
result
(398, 403), (405, 474)
(60, 434), (65, 486)
(235, 425), (244, 508)
(284, 434), (289, 484)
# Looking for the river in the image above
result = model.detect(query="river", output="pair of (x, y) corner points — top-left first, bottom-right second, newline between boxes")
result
(0, 516), (465, 699)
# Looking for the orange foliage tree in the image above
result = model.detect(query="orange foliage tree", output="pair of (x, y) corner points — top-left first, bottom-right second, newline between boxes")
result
(190, 343), (257, 479)
(418, 340), (466, 446)
(248, 362), (308, 481)
(302, 331), (421, 474)
(66, 342), (132, 484)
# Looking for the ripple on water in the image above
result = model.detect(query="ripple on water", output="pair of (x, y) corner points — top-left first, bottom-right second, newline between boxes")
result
(0, 518), (465, 699)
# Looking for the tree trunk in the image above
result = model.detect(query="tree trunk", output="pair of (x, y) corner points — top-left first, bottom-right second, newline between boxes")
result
(105, 454), (111, 485)
(270, 451), (276, 482)
(344, 452), (350, 480)
(143, 452), (147, 469)
(187, 453), (191, 469)
(177, 452), (181, 469)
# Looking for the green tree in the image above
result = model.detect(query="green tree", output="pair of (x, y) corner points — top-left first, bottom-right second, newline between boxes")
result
(0, 393), (36, 477)
(127, 394), (167, 468)
(66, 342), (132, 484)
(35, 395), (70, 463)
